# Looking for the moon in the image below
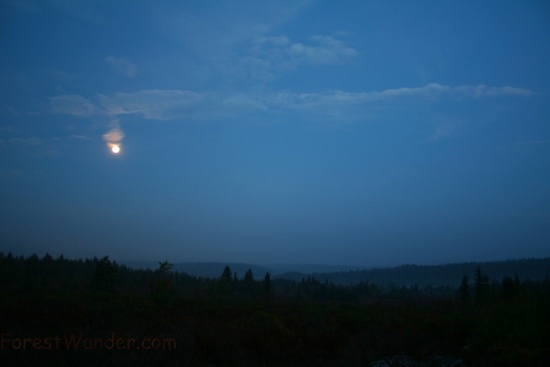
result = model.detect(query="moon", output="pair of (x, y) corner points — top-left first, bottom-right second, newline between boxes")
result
(111, 145), (121, 154)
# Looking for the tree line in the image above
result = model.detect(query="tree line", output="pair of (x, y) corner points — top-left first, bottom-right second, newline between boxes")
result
(1, 252), (549, 305)
(1, 251), (549, 366)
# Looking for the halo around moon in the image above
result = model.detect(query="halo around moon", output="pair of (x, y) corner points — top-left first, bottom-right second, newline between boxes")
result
(103, 126), (125, 155)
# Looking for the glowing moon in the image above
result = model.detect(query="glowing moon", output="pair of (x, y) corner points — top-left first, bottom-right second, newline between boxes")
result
(111, 145), (120, 154)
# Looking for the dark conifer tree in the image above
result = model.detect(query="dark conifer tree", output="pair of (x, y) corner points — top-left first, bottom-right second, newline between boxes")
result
(264, 272), (271, 296)
(150, 260), (173, 297)
(89, 256), (117, 293)
(217, 265), (233, 294)
(221, 265), (232, 282)
(244, 268), (254, 282)
(458, 275), (470, 305)
(474, 266), (489, 305)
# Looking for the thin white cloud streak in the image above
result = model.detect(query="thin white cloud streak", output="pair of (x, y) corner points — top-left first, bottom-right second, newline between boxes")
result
(104, 56), (137, 78)
(1, 135), (96, 147)
(68, 134), (92, 141)
(250, 34), (358, 65)
(47, 95), (96, 116)
(47, 83), (532, 122)
(222, 95), (266, 111)
(98, 90), (207, 120)
(276, 83), (532, 107)
(423, 116), (465, 143)
(7, 137), (43, 146)
(246, 34), (358, 81)
(288, 35), (358, 65)
(262, 84), (533, 117)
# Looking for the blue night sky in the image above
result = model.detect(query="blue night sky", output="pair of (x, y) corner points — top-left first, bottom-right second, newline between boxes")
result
(1, 0), (549, 267)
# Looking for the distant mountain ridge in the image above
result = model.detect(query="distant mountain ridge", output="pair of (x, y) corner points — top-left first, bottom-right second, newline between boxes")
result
(275, 258), (550, 287)
(123, 258), (550, 287)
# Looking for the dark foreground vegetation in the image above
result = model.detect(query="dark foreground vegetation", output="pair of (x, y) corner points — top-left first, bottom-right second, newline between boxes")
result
(1, 252), (549, 366)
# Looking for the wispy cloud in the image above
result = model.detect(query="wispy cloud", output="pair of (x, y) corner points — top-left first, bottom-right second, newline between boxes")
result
(222, 95), (265, 112)
(99, 90), (207, 120)
(0, 137), (41, 147)
(48, 95), (96, 116)
(142, 1), (344, 84)
(142, 0), (312, 86)
(46, 83), (532, 125)
(104, 56), (137, 78)
(68, 134), (92, 141)
(8, 137), (43, 146)
(1, 135), (95, 148)
(288, 35), (358, 65)
(453, 84), (533, 97)
(263, 83), (533, 113)
(422, 115), (466, 142)
(246, 34), (358, 80)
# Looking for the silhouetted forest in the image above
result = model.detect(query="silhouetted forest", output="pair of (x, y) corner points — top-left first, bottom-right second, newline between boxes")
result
(1, 252), (549, 366)
(277, 258), (550, 287)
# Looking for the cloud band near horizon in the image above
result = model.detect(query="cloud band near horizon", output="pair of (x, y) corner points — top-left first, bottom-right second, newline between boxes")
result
(46, 83), (532, 123)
